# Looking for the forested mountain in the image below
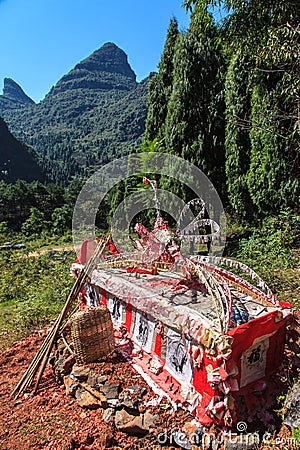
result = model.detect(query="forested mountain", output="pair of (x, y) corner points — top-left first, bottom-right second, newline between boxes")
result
(0, 117), (45, 183)
(1, 4), (299, 223)
(0, 78), (35, 110)
(0, 43), (150, 184)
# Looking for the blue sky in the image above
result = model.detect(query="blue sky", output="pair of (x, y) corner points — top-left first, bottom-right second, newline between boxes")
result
(0, 0), (190, 103)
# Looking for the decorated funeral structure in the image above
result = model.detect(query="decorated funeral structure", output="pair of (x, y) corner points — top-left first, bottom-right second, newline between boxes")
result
(69, 181), (293, 427)
(13, 178), (293, 428)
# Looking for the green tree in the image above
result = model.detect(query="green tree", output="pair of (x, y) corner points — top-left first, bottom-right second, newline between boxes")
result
(164, 30), (226, 196)
(185, 0), (300, 218)
(247, 79), (299, 215)
(184, 0), (300, 100)
(51, 205), (72, 235)
(21, 207), (50, 237)
(144, 18), (179, 142)
(0, 221), (8, 235)
(225, 51), (254, 218)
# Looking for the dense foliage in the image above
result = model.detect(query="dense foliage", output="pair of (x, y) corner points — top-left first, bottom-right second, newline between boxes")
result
(144, 3), (299, 220)
(145, 18), (180, 142)
(0, 178), (83, 235)
(0, 117), (45, 184)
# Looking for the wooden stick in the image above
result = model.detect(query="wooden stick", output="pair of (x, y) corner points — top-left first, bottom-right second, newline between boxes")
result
(32, 236), (108, 394)
(12, 235), (109, 398)
(61, 333), (75, 355)
(12, 324), (55, 397)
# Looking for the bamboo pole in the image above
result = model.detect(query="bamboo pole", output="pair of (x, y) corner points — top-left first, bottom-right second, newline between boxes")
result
(12, 235), (109, 399)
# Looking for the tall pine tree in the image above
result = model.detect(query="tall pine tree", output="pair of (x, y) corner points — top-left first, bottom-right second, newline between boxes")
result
(225, 51), (255, 219)
(144, 18), (179, 142)
(247, 74), (299, 216)
(164, 29), (226, 197)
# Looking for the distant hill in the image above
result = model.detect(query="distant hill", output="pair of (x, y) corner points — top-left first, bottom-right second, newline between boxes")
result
(0, 78), (35, 110)
(0, 43), (151, 184)
(0, 117), (45, 183)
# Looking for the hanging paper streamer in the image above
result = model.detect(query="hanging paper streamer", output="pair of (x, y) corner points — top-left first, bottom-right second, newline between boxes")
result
(176, 198), (220, 243)
(142, 177), (160, 216)
(177, 198), (206, 230)
(195, 255), (279, 306)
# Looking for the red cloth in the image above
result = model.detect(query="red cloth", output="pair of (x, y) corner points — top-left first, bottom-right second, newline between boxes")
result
(125, 267), (157, 275)
(107, 241), (119, 254)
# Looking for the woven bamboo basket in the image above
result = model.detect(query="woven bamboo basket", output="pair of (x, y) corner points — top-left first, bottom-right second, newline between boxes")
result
(71, 306), (115, 363)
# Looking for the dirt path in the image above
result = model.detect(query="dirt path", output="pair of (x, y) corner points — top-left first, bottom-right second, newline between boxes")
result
(25, 243), (75, 258)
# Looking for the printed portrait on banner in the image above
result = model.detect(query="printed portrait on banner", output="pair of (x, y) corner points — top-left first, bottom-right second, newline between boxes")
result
(133, 311), (156, 353)
(165, 329), (193, 383)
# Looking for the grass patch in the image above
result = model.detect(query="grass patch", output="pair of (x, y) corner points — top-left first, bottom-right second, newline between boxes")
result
(227, 213), (300, 308)
(0, 245), (75, 351)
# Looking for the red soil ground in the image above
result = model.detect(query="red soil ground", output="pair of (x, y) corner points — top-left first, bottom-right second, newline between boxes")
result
(0, 324), (299, 450)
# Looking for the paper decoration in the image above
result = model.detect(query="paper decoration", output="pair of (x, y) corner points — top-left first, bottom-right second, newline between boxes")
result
(133, 311), (156, 353)
(177, 198), (220, 243)
(165, 329), (193, 383)
(107, 294), (125, 324)
(196, 255), (279, 306)
(240, 335), (272, 388)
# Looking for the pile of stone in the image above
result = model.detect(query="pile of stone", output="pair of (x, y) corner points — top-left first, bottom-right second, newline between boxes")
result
(49, 338), (159, 437)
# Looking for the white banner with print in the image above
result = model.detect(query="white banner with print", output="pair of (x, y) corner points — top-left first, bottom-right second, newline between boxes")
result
(107, 294), (126, 325)
(165, 329), (193, 383)
(133, 311), (156, 353)
(240, 331), (276, 388)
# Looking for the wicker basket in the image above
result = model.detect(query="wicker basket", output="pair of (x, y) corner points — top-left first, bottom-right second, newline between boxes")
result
(71, 306), (115, 363)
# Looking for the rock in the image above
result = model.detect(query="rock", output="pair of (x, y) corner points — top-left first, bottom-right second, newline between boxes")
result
(118, 386), (146, 410)
(75, 387), (102, 409)
(99, 381), (120, 399)
(118, 390), (138, 410)
(57, 342), (66, 355)
(71, 364), (90, 381)
(87, 371), (108, 387)
(102, 408), (115, 423)
(63, 375), (79, 396)
(62, 355), (76, 374)
(115, 409), (148, 436)
(114, 409), (158, 435)
(80, 382), (108, 407)
(143, 410), (158, 429)
(128, 385), (147, 396)
(2, 78), (35, 105)
(284, 382), (300, 428)
(54, 357), (67, 383)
